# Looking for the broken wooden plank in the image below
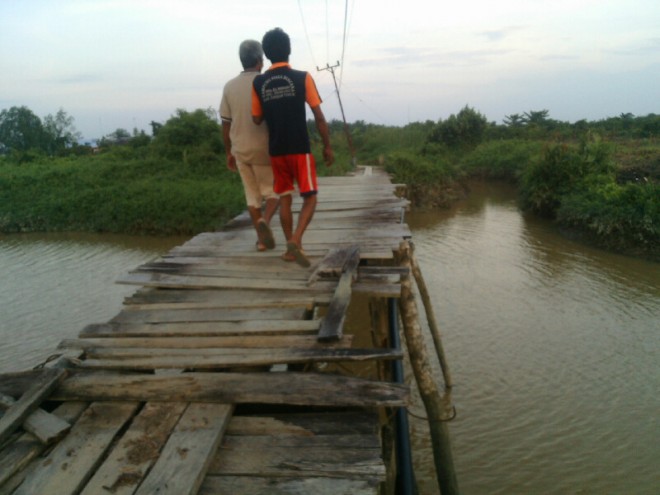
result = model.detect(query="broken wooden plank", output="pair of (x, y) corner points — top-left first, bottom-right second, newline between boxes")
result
(0, 402), (87, 488)
(51, 371), (409, 407)
(0, 368), (67, 447)
(79, 402), (187, 495)
(0, 392), (70, 445)
(307, 245), (359, 285)
(317, 247), (360, 342)
(134, 403), (233, 495)
(11, 402), (139, 495)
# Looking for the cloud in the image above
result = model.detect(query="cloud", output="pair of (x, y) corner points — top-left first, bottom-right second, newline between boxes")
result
(55, 73), (105, 85)
(605, 37), (660, 57)
(353, 45), (512, 69)
(477, 26), (525, 42)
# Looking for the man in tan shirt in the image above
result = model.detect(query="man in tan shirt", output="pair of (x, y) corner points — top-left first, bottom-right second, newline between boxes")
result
(220, 39), (279, 251)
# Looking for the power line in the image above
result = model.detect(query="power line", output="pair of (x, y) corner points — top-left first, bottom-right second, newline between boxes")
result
(296, 0), (316, 67)
(339, 0), (352, 87)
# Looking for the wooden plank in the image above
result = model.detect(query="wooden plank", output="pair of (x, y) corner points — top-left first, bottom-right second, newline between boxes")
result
(12, 402), (139, 495)
(116, 272), (337, 292)
(110, 306), (308, 324)
(77, 347), (402, 370)
(134, 403), (233, 495)
(220, 433), (380, 450)
(200, 475), (380, 495)
(80, 402), (187, 495)
(227, 412), (378, 437)
(0, 368), (67, 447)
(52, 371), (409, 407)
(0, 402), (87, 488)
(123, 288), (322, 310)
(59, 334), (354, 350)
(0, 392), (70, 445)
(317, 247), (361, 342)
(209, 440), (385, 478)
(79, 319), (321, 338)
(135, 259), (314, 277)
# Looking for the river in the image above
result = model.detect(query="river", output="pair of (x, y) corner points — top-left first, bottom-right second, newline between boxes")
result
(0, 182), (658, 494)
(406, 181), (659, 495)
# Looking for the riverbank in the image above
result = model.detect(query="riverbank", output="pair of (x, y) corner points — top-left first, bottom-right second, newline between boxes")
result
(384, 137), (659, 262)
(2, 121), (658, 260)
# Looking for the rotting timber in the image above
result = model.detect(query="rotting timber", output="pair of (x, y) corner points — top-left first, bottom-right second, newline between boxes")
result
(0, 166), (458, 495)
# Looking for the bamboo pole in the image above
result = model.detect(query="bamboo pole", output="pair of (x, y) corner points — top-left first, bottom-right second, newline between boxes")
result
(398, 241), (459, 495)
(409, 240), (453, 388)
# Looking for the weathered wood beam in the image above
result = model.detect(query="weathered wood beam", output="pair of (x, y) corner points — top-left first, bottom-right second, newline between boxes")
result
(51, 371), (409, 408)
(75, 347), (402, 370)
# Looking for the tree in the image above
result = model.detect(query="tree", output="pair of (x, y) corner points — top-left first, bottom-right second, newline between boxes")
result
(522, 109), (551, 127)
(43, 108), (82, 153)
(503, 113), (525, 127)
(0, 106), (48, 154)
(151, 108), (223, 167)
(152, 108), (223, 156)
(427, 105), (488, 149)
(98, 128), (131, 147)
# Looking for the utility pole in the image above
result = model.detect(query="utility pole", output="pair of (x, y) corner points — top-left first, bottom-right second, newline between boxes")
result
(317, 61), (356, 167)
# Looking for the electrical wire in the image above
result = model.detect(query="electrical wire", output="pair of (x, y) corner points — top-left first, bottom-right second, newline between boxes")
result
(296, 0), (316, 67)
(339, 0), (352, 87)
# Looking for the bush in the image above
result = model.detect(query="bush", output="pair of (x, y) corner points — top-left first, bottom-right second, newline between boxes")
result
(557, 181), (659, 257)
(519, 135), (615, 217)
(461, 139), (543, 181)
(383, 151), (461, 207)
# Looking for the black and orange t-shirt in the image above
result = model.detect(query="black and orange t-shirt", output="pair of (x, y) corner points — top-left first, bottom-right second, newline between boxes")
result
(252, 62), (322, 157)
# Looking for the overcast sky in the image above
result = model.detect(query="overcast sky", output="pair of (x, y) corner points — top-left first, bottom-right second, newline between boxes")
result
(1, 0), (658, 140)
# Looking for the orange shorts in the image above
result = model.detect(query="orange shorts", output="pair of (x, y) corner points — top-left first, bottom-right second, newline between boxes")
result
(270, 153), (318, 196)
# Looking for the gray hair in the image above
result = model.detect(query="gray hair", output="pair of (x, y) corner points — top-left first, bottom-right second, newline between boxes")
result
(239, 39), (263, 69)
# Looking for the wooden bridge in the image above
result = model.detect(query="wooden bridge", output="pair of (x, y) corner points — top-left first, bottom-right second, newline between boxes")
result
(0, 166), (457, 494)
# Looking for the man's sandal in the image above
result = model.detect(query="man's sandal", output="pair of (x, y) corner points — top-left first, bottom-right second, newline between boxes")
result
(286, 241), (311, 268)
(257, 219), (275, 250)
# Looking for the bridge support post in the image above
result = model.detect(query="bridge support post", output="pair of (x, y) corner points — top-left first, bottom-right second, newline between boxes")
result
(398, 241), (460, 495)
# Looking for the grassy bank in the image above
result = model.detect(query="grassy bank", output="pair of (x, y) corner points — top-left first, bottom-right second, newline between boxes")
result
(0, 151), (246, 235)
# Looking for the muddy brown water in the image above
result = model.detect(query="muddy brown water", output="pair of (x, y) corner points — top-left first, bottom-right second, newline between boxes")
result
(1, 182), (658, 494)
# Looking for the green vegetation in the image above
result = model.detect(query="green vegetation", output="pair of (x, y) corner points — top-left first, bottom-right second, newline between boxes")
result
(1, 104), (658, 259)
(0, 108), (244, 234)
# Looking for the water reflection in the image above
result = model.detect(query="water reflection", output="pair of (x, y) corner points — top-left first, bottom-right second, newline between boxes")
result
(0, 232), (186, 373)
